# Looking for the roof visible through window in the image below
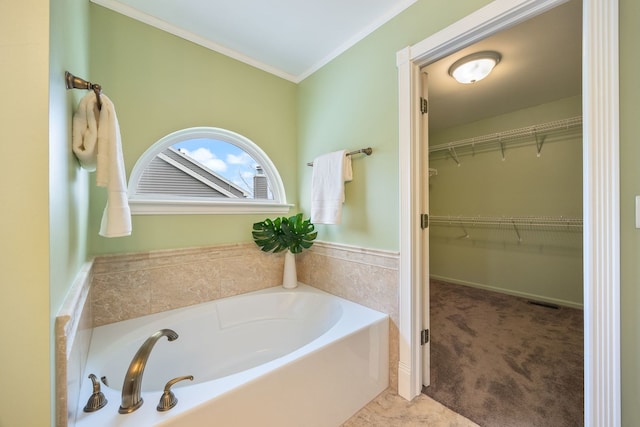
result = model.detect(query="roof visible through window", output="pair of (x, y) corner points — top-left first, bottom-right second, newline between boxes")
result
(128, 127), (290, 214)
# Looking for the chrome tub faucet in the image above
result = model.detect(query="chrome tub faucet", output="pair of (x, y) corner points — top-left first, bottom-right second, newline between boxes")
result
(119, 328), (179, 414)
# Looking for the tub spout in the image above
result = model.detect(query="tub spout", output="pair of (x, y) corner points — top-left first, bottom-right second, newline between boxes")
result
(119, 328), (179, 414)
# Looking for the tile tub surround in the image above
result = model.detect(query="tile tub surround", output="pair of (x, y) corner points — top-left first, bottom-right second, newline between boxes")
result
(90, 243), (284, 326)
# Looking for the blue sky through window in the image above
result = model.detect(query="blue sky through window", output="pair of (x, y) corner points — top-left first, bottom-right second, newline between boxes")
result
(172, 138), (262, 197)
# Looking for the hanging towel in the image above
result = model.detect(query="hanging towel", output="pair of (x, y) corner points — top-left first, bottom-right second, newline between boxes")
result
(72, 92), (132, 237)
(310, 150), (352, 224)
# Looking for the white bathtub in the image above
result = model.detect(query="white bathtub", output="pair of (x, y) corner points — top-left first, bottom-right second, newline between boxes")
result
(74, 284), (388, 427)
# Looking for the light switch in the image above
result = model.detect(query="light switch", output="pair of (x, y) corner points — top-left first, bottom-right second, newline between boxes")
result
(637, 196), (640, 229)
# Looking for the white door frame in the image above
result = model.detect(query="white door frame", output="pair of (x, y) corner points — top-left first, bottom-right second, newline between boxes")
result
(396, 1), (620, 427)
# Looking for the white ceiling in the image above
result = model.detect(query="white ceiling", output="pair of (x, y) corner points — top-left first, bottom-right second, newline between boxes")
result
(91, 0), (581, 131)
(426, 0), (582, 131)
(91, 0), (418, 82)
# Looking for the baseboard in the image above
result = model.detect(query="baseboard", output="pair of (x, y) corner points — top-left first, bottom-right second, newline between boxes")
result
(397, 361), (415, 400)
(429, 274), (583, 310)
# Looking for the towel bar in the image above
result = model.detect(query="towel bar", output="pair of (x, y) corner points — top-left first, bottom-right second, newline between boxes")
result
(307, 147), (372, 166)
(65, 71), (102, 110)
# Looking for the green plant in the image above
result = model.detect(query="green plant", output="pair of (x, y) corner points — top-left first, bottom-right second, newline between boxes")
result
(252, 213), (317, 254)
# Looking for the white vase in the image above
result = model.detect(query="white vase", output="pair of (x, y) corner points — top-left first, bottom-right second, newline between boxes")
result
(282, 250), (298, 289)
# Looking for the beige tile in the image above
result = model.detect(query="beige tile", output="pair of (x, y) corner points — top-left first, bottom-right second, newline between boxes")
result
(388, 322), (399, 392)
(91, 269), (152, 326)
(148, 260), (221, 313)
(90, 243), (280, 325)
(343, 389), (480, 427)
(219, 250), (282, 297)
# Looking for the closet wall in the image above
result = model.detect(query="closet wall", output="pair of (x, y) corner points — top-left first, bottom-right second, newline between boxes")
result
(429, 95), (583, 308)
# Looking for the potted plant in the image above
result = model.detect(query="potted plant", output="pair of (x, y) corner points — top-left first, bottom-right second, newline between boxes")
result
(252, 213), (317, 288)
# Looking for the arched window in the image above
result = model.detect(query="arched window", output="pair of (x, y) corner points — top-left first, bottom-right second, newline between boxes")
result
(128, 127), (290, 214)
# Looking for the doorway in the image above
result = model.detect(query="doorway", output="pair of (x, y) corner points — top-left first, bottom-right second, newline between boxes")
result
(396, 1), (620, 426)
(420, 3), (584, 423)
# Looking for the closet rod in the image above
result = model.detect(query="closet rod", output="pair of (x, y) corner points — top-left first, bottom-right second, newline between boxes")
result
(430, 215), (583, 228)
(429, 116), (582, 154)
(307, 147), (372, 166)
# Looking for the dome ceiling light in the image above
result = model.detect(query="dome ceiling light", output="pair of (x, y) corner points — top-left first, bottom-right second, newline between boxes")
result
(448, 51), (502, 84)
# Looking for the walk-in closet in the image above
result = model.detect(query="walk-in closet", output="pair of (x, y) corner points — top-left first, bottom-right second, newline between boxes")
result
(428, 112), (583, 307)
(421, 1), (584, 426)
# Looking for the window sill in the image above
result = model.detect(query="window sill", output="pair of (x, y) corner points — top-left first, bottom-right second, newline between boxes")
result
(129, 198), (294, 215)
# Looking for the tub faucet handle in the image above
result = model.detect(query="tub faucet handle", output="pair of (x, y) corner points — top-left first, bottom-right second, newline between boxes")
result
(83, 374), (108, 412)
(156, 375), (194, 412)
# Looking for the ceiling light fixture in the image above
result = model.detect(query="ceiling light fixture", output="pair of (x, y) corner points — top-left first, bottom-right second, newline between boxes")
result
(448, 51), (501, 84)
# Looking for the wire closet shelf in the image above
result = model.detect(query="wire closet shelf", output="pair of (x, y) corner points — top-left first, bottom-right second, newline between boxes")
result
(428, 116), (582, 163)
(430, 215), (582, 228)
(429, 215), (582, 243)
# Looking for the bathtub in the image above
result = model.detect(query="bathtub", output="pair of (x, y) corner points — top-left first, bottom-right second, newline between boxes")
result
(74, 284), (389, 427)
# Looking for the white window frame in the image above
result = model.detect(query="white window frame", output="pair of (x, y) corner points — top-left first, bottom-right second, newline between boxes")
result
(128, 127), (292, 214)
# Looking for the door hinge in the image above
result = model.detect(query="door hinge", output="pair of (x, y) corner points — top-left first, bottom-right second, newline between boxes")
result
(421, 213), (429, 229)
(421, 329), (430, 345)
(420, 97), (428, 114)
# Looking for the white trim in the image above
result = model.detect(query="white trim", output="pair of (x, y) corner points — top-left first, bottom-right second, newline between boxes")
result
(397, 2), (620, 427)
(55, 261), (93, 359)
(396, 46), (424, 399)
(311, 240), (400, 260)
(409, 0), (565, 64)
(129, 199), (293, 215)
(128, 127), (290, 215)
(582, 0), (620, 424)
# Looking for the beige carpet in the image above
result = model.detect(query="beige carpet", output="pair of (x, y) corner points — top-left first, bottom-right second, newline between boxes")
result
(423, 280), (583, 427)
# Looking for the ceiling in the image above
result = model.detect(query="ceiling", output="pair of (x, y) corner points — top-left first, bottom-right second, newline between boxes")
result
(91, 0), (418, 82)
(91, 0), (582, 131)
(426, 0), (582, 131)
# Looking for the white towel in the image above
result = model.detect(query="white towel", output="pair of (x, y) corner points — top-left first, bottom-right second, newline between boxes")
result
(72, 92), (132, 238)
(310, 150), (352, 224)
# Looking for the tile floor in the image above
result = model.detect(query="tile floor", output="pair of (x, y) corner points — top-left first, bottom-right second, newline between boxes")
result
(343, 388), (479, 427)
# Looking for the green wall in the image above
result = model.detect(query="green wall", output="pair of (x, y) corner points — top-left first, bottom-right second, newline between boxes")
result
(298, 0), (493, 250)
(0, 0), (92, 424)
(429, 96), (583, 306)
(50, 0), (92, 331)
(50, 0), (94, 424)
(619, 0), (640, 424)
(87, 5), (299, 254)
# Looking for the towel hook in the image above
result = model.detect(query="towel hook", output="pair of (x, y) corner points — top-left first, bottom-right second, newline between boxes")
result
(65, 71), (102, 110)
